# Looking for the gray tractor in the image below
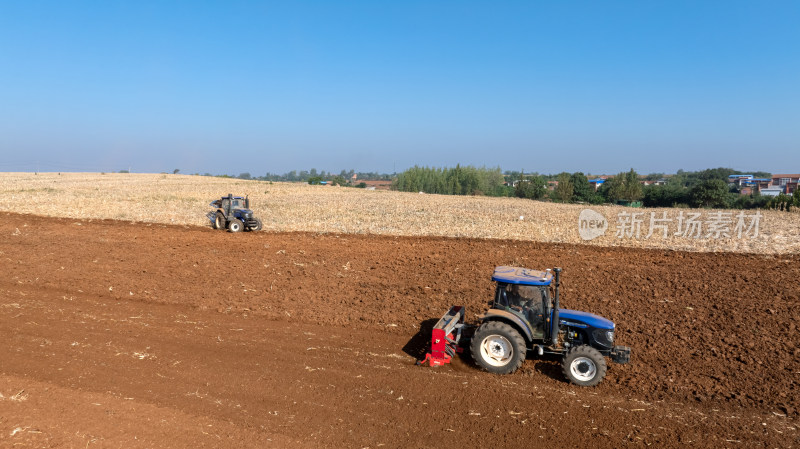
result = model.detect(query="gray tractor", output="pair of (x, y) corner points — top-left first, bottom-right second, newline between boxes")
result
(207, 194), (262, 232)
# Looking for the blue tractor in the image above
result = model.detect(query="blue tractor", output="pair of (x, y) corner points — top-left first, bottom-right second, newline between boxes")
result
(207, 194), (263, 233)
(420, 266), (631, 386)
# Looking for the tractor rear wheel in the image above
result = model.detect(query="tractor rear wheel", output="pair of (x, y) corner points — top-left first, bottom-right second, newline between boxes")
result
(214, 212), (226, 230)
(228, 218), (244, 233)
(561, 345), (607, 387)
(470, 321), (526, 374)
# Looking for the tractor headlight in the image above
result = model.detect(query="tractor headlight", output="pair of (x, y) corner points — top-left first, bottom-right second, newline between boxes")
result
(593, 329), (614, 346)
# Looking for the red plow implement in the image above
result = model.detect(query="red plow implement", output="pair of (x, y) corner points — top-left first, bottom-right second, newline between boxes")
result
(418, 306), (466, 367)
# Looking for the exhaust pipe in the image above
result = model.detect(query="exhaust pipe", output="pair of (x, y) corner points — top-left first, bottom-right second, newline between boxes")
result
(550, 267), (562, 346)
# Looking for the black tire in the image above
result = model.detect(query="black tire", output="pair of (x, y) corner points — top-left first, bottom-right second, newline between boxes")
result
(561, 345), (607, 387)
(250, 218), (263, 232)
(227, 218), (244, 233)
(470, 321), (526, 374)
(214, 212), (226, 230)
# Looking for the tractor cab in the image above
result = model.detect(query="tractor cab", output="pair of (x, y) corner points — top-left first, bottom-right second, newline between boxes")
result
(486, 266), (621, 354)
(229, 196), (250, 212)
(491, 267), (553, 338)
(210, 195), (252, 217)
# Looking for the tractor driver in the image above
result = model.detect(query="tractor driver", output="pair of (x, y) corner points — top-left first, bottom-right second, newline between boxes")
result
(506, 284), (544, 325)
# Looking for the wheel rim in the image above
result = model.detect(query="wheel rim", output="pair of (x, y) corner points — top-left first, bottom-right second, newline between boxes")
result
(569, 356), (597, 382)
(480, 335), (513, 367)
(216, 216), (224, 228)
(230, 222), (240, 231)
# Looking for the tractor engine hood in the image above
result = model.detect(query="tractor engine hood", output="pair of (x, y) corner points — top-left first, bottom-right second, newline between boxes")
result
(558, 309), (614, 330)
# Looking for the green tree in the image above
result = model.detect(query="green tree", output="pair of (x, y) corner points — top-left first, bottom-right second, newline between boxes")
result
(570, 172), (593, 202)
(486, 167), (507, 196)
(553, 172), (574, 202)
(697, 167), (737, 182)
(600, 169), (642, 203)
(731, 192), (769, 210)
(173, 169), (180, 174)
(622, 169), (643, 202)
(769, 193), (793, 211)
(515, 175), (547, 200)
(605, 175), (625, 202)
(642, 184), (690, 207)
(690, 179), (730, 208)
(599, 176), (622, 203)
(393, 165), (510, 196)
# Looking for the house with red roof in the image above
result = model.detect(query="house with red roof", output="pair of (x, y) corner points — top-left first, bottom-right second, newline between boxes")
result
(771, 174), (799, 194)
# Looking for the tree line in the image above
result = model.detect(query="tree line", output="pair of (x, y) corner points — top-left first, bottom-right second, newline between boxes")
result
(393, 165), (510, 196)
(393, 165), (799, 211)
(192, 169), (393, 184)
(181, 164), (797, 211)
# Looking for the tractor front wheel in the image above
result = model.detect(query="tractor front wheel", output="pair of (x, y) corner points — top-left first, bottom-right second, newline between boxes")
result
(250, 218), (263, 231)
(214, 212), (226, 230)
(561, 345), (607, 387)
(228, 219), (244, 233)
(470, 321), (526, 374)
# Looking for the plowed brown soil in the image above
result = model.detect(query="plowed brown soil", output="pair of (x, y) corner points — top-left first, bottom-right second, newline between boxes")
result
(1, 212), (798, 447)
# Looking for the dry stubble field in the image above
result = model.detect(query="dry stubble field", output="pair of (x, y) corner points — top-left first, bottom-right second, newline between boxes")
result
(0, 172), (799, 448)
(1, 172), (799, 254)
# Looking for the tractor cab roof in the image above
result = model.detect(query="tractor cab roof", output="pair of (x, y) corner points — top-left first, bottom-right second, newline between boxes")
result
(210, 195), (250, 209)
(492, 266), (553, 286)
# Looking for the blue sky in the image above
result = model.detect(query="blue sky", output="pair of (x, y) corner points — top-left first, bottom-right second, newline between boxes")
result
(1, 1), (798, 176)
